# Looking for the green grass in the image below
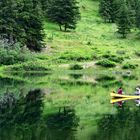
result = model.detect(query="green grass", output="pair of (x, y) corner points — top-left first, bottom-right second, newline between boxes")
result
(1, 0), (140, 72)
(37, 0), (140, 71)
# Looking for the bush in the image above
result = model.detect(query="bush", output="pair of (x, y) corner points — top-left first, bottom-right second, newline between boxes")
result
(0, 40), (33, 65)
(96, 59), (116, 67)
(102, 54), (124, 63)
(7, 62), (51, 71)
(59, 51), (93, 61)
(122, 74), (137, 80)
(122, 63), (138, 69)
(116, 50), (126, 55)
(70, 64), (83, 70)
(135, 51), (140, 57)
(96, 75), (116, 81)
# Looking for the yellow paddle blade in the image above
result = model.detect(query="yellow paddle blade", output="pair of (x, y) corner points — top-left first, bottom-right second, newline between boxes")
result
(110, 93), (140, 99)
(110, 97), (135, 104)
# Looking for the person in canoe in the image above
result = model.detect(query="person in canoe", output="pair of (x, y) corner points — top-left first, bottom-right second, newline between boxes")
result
(135, 86), (140, 106)
(135, 86), (140, 95)
(118, 87), (123, 95)
(117, 87), (123, 107)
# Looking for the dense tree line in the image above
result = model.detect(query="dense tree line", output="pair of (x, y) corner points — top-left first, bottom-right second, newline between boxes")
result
(99, 0), (140, 38)
(0, 0), (80, 51)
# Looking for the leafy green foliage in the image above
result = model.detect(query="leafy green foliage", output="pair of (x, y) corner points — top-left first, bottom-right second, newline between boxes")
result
(102, 54), (124, 63)
(122, 62), (138, 69)
(59, 51), (94, 61)
(7, 62), (51, 71)
(70, 64), (83, 70)
(96, 59), (116, 67)
(135, 51), (140, 57)
(96, 75), (116, 81)
(0, 40), (32, 65)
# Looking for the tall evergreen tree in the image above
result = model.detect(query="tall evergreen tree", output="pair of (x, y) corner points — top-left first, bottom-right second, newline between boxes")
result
(99, 0), (120, 23)
(116, 3), (132, 38)
(18, 0), (44, 51)
(47, 0), (80, 31)
(40, 0), (52, 18)
(0, 0), (44, 51)
(0, 0), (23, 43)
(134, 0), (140, 28)
(99, 0), (110, 22)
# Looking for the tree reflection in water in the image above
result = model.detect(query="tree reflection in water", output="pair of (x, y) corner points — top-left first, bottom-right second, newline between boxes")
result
(91, 106), (140, 140)
(45, 107), (79, 140)
(0, 89), (79, 140)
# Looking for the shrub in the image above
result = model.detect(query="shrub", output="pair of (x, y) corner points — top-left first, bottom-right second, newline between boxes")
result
(102, 54), (124, 63)
(109, 56), (124, 63)
(122, 63), (138, 69)
(70, 64), (83, 70)
(96, 59), (116, 67)
(122, 75), (137, 80)
(7, 62), (51, 71)
(135, 51), (140, 57)
(0, 40), (33, 65)
(69, 73), (83, 79)
(59, 51), (93, 61)
(116, 50), (126, 55)
(96, 75), (116, 81)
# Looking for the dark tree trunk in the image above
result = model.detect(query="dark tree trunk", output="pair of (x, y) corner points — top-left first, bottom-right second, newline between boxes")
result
(59, 24), (62, 31)
(64, 24), (67, 32)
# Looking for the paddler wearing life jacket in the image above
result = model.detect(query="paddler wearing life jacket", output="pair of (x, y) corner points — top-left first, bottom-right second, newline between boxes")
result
(135, 86), (140, 96)
(135, 86), (140, 106)
(118, 87), (123, 95)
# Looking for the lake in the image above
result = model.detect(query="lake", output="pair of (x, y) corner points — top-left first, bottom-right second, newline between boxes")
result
(0, 71), (139, 140)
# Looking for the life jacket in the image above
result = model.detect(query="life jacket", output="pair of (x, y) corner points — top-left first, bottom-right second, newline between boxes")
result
(118, 89), (122, 95)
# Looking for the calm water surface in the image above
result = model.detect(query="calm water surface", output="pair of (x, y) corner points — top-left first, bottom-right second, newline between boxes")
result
(0, 72), (139, 140)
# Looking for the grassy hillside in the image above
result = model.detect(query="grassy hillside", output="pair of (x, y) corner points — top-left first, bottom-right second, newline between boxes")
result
(38, 0), (140, 69)
(3, 0), (140, 72)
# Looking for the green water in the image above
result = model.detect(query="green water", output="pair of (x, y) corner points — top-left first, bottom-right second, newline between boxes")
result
(0, 71), (140, 140)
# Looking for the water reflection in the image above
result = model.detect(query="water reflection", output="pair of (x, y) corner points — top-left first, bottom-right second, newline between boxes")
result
(111, 97), (140, 107)
(45, 107), (79, 140)
(91, 106), (140, 140)
(0, 71), (140, 140)
(0, 89), (79, 140)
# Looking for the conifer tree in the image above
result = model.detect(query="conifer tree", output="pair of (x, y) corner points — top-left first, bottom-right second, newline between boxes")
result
(99, 0), (111, 22)
(0, 0), (44, 51)
(47, 0), (80, 31)
(0, 0), (22, 43)
(134, 0), (140, 28)
(40, 0), (52, 17)
(99, 0), (120, 23)
(116, 3), (132, 38)
(18, 0), (44, 51)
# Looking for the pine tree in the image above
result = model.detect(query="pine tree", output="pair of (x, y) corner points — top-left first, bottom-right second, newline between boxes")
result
(0, 0), (44, 51)
(40, 0), (52, 18)
(99, 0), (120, 23)
(0, 0), (23, 43)
(18, 0), (44, 51)
(134, 0), (140, 28)
(47, 0), (80, 31)
(99, 0), (111, 22)
(116, 3), (132, 38)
